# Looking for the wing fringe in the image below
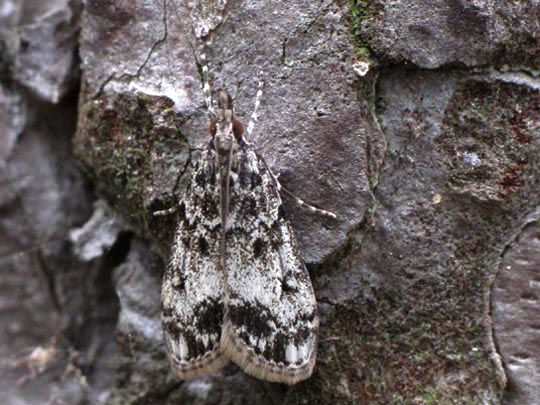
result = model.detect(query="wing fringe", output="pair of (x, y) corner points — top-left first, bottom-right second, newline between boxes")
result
(221, 320), (317, 385)
(164, 337), (229, 380)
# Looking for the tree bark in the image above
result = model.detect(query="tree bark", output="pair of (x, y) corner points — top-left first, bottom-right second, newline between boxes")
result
(1, 0), (539, 403)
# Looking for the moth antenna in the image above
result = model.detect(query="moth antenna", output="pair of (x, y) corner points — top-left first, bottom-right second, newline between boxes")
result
(256, 155), (338, 219)
(280, 186), (338, 219)
(245, 71), (265, 140)
(199, 41), (215, 117)
(191, 0), (229, 119)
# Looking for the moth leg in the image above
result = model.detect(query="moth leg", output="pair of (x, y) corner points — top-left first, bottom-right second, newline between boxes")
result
(190, 6), (219, 117)
(153, 206), (178, 216)
(254, 154), (337, 219)
(279, 185), (337, 219)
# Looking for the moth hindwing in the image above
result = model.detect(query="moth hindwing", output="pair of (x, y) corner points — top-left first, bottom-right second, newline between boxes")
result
(161, 89), (319, 384)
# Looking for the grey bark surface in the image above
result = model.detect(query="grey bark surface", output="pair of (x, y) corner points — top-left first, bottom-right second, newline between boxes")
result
(1, 0), (539, 403)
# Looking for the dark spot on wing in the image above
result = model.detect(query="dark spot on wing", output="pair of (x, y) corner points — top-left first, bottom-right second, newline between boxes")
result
(251, 171), (263, 188)
(270, 220), (284, 249)
(253, 238), (265, 257)
(161, 305), (173, 318)
(163, 319), (181, 336)
(253, 342), (263, 355)
(293, 326), (312, 345)
(198, 235), (209, 255)
(245, 196), (258, 216)
(236, 195), (259, 218)
(194, 169), (207, 188)
(194, 162), (217, 187)
(229, 303), (273, 338)
(178, 202), (186, 221)
(262, 340), (273, 360)
(169, 272), (185, 290)
(164, 299), (224, 360)
(184, 331), (208, 358)
(195, 299), (224, 337)
(272, 332), (287, 364)
(281, 277), (298, 294)
(238, 169), (249, 187)
(201, 194), (219, 218)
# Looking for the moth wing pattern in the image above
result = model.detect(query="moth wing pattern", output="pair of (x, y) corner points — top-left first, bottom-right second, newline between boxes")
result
(221, 147), (319, 384)
(161, 149), (229, 379)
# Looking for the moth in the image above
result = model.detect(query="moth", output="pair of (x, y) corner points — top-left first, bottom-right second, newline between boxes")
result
(160, 75), (329, 384)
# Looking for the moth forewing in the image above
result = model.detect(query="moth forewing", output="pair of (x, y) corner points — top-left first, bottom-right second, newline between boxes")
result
(220, 146), (319, 384)
(161, 148), (228, 379)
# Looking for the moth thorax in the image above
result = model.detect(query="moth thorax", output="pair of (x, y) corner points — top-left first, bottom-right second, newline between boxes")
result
(217, 90), (233, 110)
(215, 131), (234, 152)
(209, 90), (244, 146)
(215, 109), (234, 151)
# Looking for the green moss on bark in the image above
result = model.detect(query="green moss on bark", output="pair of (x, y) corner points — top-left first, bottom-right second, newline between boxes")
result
(75, 90), (190, 255)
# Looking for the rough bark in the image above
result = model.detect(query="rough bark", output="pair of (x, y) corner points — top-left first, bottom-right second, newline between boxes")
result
(1, 0), (539, 403)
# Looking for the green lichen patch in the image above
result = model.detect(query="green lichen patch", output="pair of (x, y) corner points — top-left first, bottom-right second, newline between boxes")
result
(438, 80), (540, 202)
(348, 0), (376, 62)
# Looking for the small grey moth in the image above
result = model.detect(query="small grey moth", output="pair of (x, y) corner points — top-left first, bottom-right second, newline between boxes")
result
(160, 86), (321, 384)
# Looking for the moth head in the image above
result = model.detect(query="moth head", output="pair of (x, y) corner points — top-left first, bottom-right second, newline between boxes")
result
(209, 90), (244, 144)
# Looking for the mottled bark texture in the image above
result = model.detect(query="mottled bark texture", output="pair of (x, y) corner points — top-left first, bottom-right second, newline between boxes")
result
(1, 1), (123, 403)
(1, 0), (539, 403)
